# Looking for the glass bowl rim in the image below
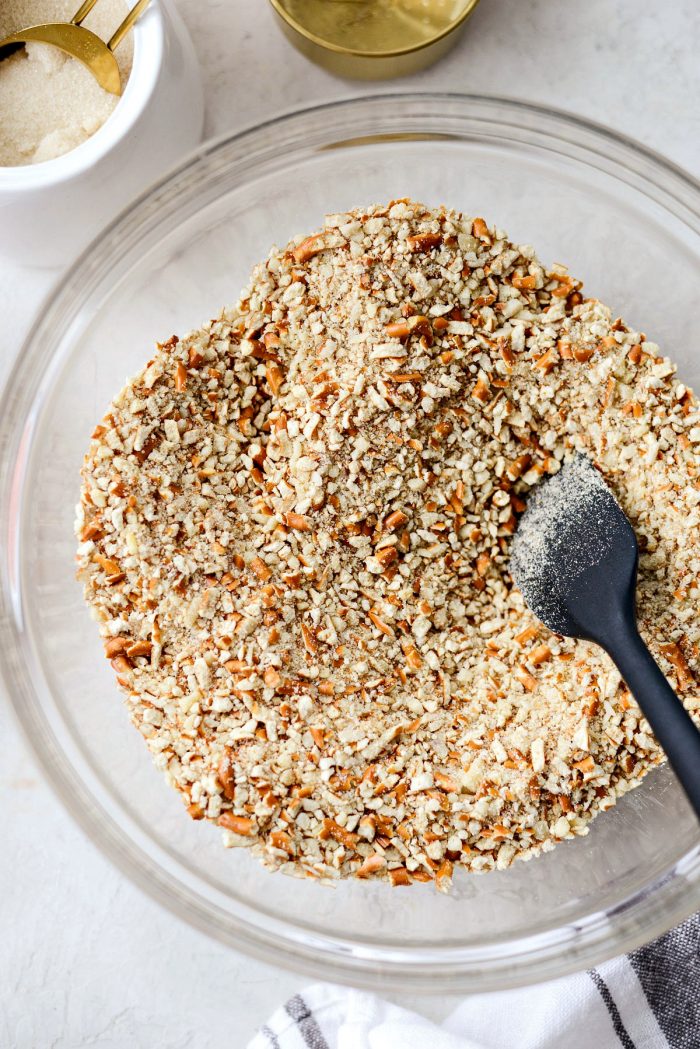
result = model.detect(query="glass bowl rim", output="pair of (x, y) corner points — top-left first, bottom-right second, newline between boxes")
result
(2, 92), (700, 993)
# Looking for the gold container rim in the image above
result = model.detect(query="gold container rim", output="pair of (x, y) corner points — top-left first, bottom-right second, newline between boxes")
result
(268, 0), (481, 60)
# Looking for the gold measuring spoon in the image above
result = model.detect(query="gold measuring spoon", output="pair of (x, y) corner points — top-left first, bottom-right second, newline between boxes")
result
(0, 0), (151, 96)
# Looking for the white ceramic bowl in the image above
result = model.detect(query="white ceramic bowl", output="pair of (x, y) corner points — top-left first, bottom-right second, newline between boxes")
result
(0, 0), (203, 266)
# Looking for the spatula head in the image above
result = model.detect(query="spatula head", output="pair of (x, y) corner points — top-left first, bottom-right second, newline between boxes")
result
(510, 455), (639, 644)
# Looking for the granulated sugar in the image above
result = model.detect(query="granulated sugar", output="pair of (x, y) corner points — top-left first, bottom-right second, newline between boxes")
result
(510, 456), (615, 633)
(0, 0), (133, 166)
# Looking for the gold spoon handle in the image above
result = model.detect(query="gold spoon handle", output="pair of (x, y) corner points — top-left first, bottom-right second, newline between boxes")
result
(71, 0), (101, 25)
(108, 0), (151, 51)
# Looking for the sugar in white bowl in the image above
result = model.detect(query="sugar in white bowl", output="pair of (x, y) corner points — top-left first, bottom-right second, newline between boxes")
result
(0, 0), (204, 265)
(0, 0), (133, 166)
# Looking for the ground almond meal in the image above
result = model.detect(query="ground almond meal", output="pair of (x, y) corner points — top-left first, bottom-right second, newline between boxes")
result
(76, 200), (700, 887)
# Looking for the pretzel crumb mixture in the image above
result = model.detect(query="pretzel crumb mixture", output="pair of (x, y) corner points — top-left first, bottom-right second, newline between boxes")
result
(76, 201), (700, 887)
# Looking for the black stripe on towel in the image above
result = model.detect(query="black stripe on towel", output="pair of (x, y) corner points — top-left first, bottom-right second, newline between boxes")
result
(588, 970), (636, 1049)
(629, 912), (700, 1049)
(284, 994), (331, 1049)
(260, 1025), (281, 1049)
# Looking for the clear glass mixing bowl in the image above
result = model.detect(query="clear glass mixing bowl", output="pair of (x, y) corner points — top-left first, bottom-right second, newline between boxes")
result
(2, 95), (700, 993)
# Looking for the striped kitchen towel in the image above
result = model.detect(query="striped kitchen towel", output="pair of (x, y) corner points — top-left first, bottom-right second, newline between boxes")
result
(248, 914), (700, 1049)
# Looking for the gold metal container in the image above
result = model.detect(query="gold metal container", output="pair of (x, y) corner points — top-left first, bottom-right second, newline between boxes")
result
(268, 0), (481, 80)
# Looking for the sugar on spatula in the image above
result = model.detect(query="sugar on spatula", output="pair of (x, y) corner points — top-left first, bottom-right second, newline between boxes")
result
(510, 453), (700, 818)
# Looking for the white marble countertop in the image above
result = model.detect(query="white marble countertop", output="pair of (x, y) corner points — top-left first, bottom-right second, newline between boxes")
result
(1, 1), (699, 1045)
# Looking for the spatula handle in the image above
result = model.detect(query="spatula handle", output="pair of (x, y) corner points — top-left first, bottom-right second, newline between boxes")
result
(607, 624), (700, 818)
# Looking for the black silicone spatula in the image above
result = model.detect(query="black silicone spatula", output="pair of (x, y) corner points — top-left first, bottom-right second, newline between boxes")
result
(510, 453), (700, 818)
